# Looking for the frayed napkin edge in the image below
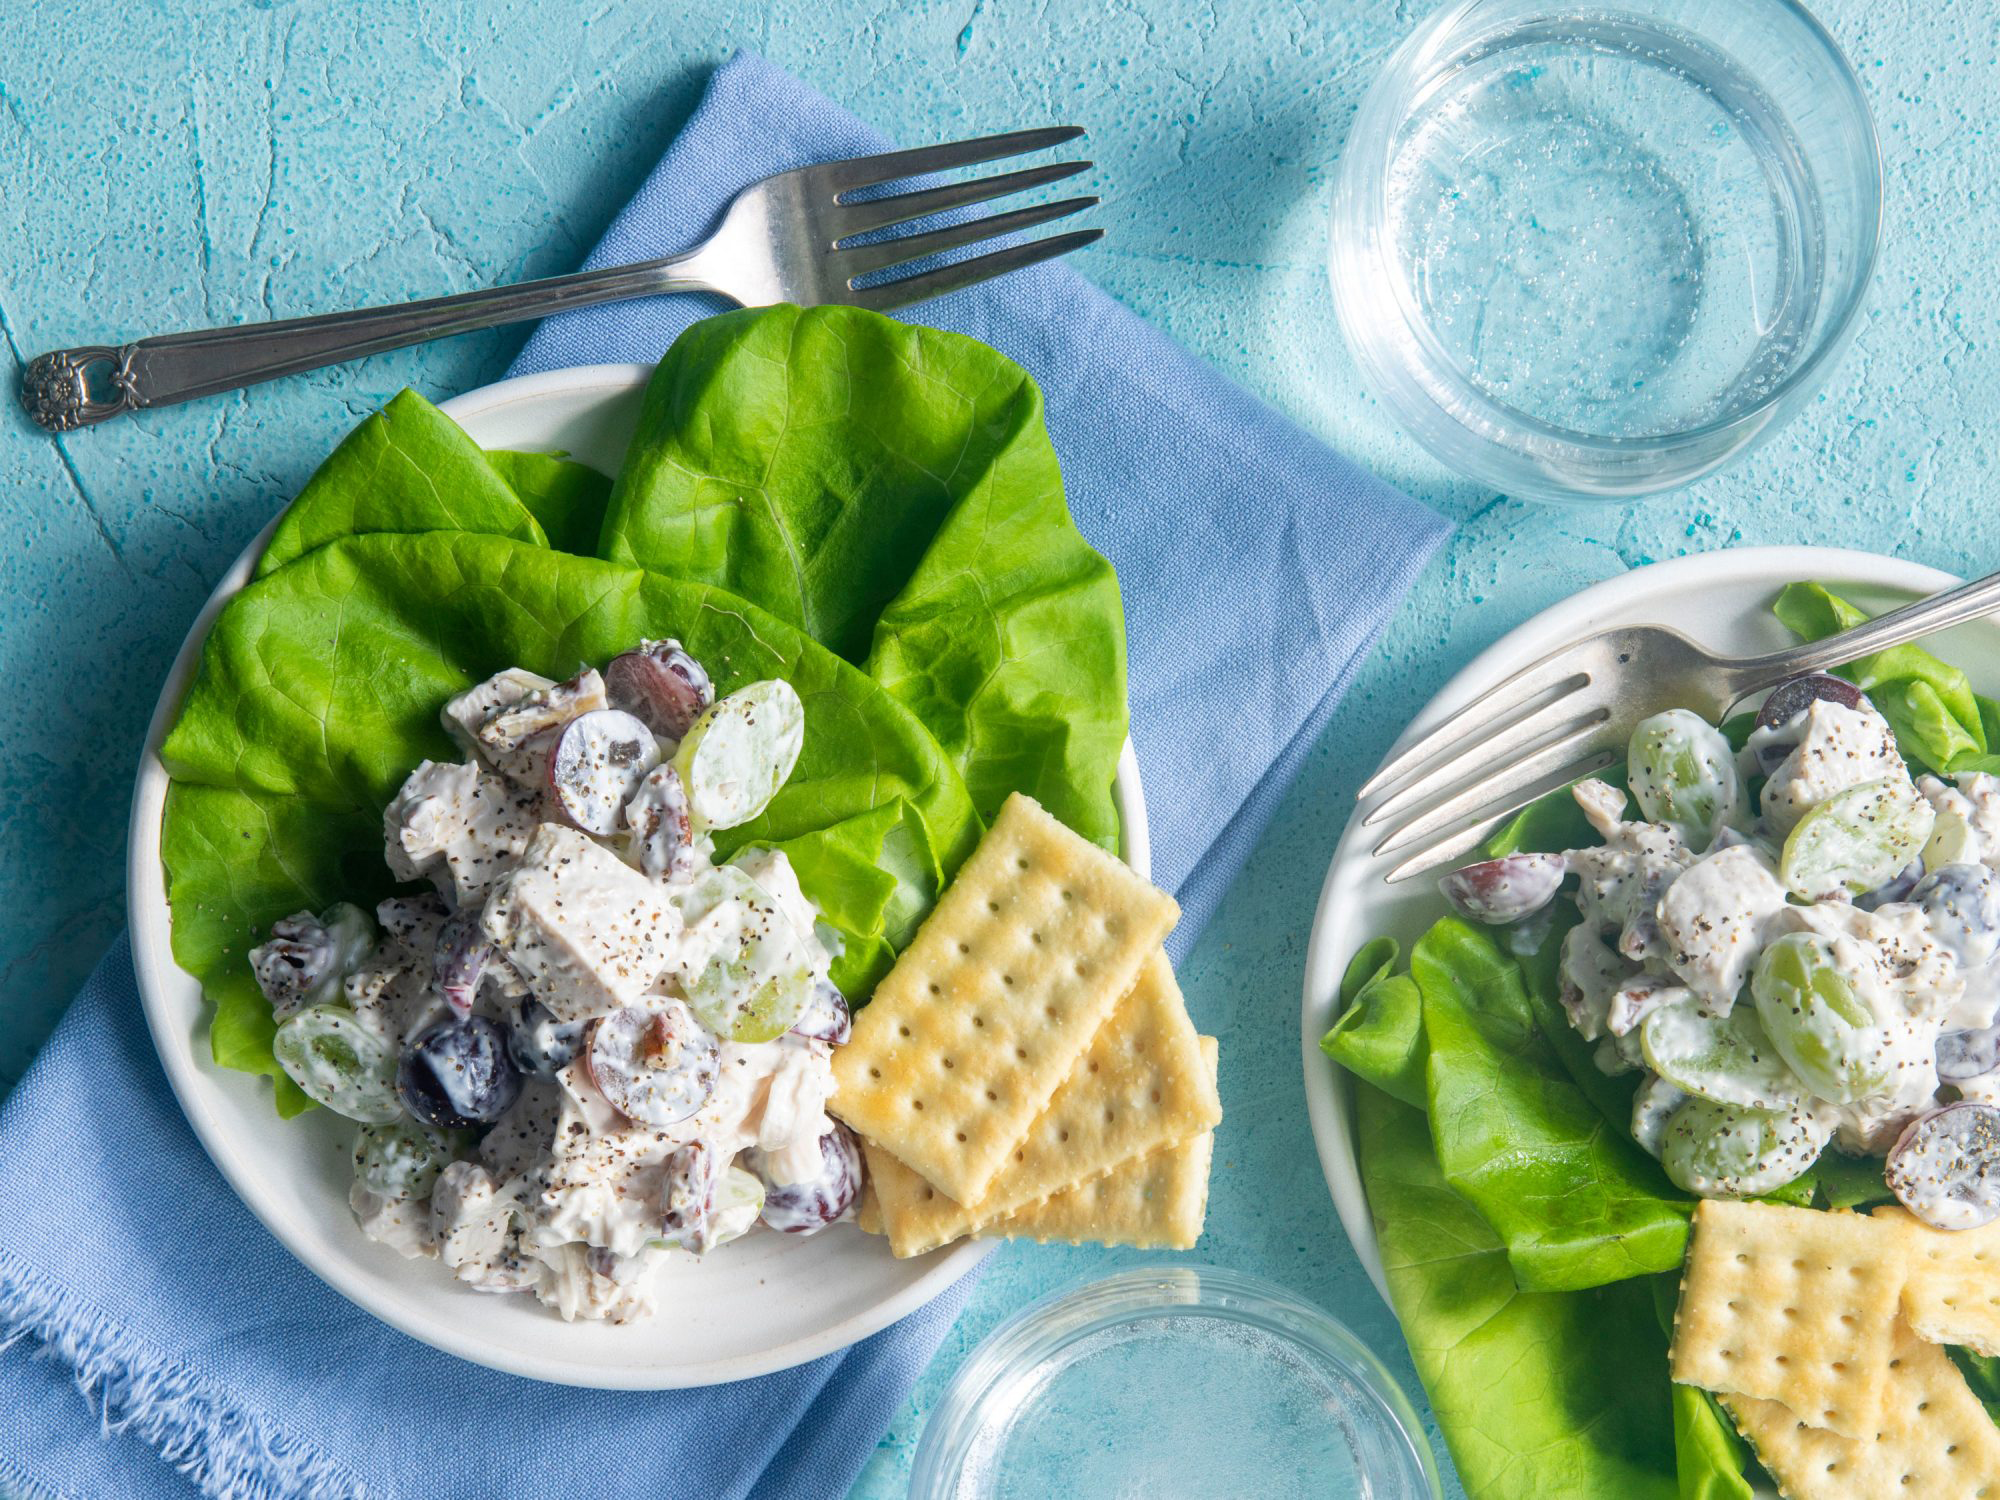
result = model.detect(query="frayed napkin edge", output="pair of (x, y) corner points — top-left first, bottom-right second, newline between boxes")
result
(0, 1250), (376, 1500)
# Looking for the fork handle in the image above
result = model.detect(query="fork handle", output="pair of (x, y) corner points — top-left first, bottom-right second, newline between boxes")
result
(18, 255), (717, 432)
(1734, 567), (2000, 686)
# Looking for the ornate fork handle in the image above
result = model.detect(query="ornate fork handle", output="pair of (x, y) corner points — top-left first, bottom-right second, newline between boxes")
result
(19, 256), (711, 432)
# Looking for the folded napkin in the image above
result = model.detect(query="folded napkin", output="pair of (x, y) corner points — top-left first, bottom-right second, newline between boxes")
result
(0, 51), (1445, 1500)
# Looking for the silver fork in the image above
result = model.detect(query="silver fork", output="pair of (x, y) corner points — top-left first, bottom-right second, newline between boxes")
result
(1358, 567), (2000, 882)
(21, 126), (1099, 432)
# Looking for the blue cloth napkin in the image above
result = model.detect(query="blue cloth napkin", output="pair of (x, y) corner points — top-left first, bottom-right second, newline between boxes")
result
(0, 51), (1445, 1500)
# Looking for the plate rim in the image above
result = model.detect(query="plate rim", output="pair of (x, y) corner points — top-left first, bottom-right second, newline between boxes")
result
(1299, 544), (1964, 1305)
(126, 361), (1150, 1388)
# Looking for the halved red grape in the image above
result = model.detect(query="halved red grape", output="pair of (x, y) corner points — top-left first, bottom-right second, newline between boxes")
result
(1886, 1102), (2000, 1230)
(624, 763), (696, 881)
(605, 639), (714, 743)
(1755, 673), (1865, 732)
(758, 1122), (863, 1234)
(1438, 854), (1566, 926)
(547, 709), (661, 835)
(397, 1016), (522, 1129)
(791, 980), (852, 1046)
(586, 1002), (719, 1127)
(250, 904), (374, 1015)
(1937, 1025), (2000, 1083)
(661, 1139), (723, 1252)
(432, 910), (494, 1018)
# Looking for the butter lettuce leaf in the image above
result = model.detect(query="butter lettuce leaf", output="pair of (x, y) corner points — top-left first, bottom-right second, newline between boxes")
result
(1772, 581), (1991, 772)
(1357, 1084), (1679, 1499)
(257, 389), (547, 575)
(1412, 917), (1692, 1291)
(602, 305), (1126, 845)
(1320, 937), (1427, 1109)
(485, 448), (612, 557)
(161, 531), (983, 1094)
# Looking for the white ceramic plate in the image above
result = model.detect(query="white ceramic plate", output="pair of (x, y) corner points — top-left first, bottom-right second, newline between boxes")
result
(127, 364), (1151, 1389)
(1300, 546), (1971, 1302)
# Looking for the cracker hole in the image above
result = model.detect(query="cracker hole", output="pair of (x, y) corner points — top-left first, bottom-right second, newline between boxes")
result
(1017, 857), (1030, 871)
(1016, 1149), (1026, 1162)
(922, 1187), (935, 1202)
(955, 1132), (966, 1143)
(986, 1090), (997, 1102)
(973, 1015), (985, 1028)
(1060, 888), (1073, 902)
(1058, 1130), (1069, 1143)
(1774, 1355), (1790, 1367)
(1016, 1047), (1028, 1061)
(957, 942), (970, 956)
(1781, 1306), (1796, 1319)
(1150, 1089), (1161, 1104)
(1031, 930), (1044, 945)
(1045, 1005), (1060, 1023)
(942, 1058), (955, 1070)
(911, 1100), (924, 1112)
(929, 983), (941, 996)
(987, 900), (1000, 914)
(1088, 1060), (1100, 1074)
(1002, 974), (1015, 987)
(899, 1025), (911, 1038)
(869, 1067), (881, 1079)
(1104, 1108), (1116, 1123)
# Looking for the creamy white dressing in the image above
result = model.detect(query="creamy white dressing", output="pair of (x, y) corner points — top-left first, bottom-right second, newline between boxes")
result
(256, 655), (858, 1323)
(1550, 692), (2000, 1209)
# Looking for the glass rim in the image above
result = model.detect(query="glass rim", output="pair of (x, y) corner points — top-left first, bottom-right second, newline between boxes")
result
(1330, 0), (1884, 476)
(908, 1264), (1443, 1500)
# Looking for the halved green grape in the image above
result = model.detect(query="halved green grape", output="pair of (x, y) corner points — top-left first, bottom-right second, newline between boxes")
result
(1779, 777), (1935, 902)
(353, 1119), (448, 1200)
(669, 864), (816, 1042)
(671, 679), (805, 832)
(1750, 932), (1894, 1105)
(1640, 996), (1808, 1111)
(1660, 1095), (1832, 1198)
(707, 1165), (767, 1250)
(273, 1004), (402, 1122)
(1627, 709), (1741, 849)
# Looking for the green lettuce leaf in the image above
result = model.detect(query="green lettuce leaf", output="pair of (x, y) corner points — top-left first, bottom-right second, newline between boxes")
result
(485, 449), (613, 556)
(1412, 918), (1692, 1290)
(160, 530), (984, 1093)
(257, 389), (547, 575)
(602, 305), (1127, 844)
(1772, 581), (1990, 772)
(1358, 1083), (1679, 1499)
(1320, 937), (1427, 1109)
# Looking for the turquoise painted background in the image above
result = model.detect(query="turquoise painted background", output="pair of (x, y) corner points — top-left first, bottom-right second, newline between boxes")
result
(1, 2), (1995, 1493)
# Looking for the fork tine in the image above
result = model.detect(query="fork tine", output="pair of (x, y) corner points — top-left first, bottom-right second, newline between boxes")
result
(1356, 656), (1591, 806)
(838, 197), (1098, 280)
(848, 228), (1104, 312)
(1372, 724), (1616, 859)
(1360, 698), (1610, 830)
(1381, 750), (1620, 883)
(835, 161), (1092, 237)
(819, 126), (1085, 194)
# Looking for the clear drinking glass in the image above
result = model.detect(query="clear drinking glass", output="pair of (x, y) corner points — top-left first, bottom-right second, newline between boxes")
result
(910, 1267), (1441, 1500)
(1330, 0), (1881, 503)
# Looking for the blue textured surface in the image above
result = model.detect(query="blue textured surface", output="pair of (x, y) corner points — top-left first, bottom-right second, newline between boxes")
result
(0, 3), (1993, 1495)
